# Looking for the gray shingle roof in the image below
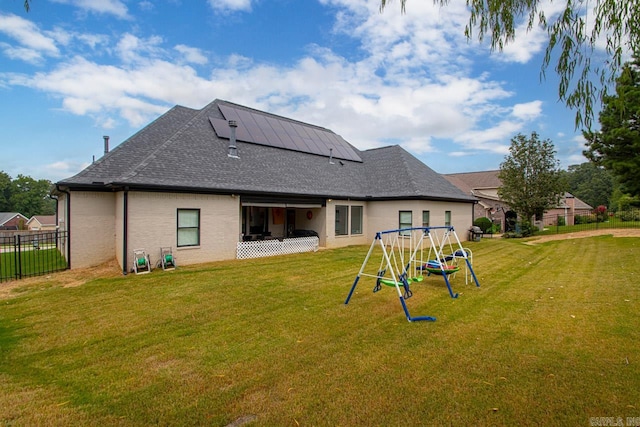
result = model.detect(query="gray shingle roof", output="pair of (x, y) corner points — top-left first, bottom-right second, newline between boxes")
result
(28, 215), (56, 225)
(58, 99), (475, 203)
(0, 212), (27, 226)
(444, 170), (502, 194)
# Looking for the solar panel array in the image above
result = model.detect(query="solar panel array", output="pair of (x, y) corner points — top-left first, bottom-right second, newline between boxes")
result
(209, 103), (362, 162)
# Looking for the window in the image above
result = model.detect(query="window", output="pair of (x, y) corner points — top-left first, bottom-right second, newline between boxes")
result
(399, 210), (412, 234)
(445, 210), (452, 226)
(351, 206), (363, 235)
(422, 210), (430, 227)
(177, 209), (200, 247)
(335, 205), (348, 236)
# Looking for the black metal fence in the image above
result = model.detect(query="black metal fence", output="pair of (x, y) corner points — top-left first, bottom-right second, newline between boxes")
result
(0, 231), (69, 283)
(477, 208), (640, 237)
(538, 208), (640, 235)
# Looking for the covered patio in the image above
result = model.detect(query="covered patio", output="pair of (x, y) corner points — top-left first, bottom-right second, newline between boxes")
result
(238, 195), (324, 259)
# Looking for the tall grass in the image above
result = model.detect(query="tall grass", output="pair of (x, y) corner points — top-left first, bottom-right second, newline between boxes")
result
(0, 235), (639, 425)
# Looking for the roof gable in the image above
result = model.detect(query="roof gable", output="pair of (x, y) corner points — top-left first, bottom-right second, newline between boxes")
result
(444, 171), (502, 193)
(27, 215), (56, 226)
(362, 146), (473, 200)
(0, 212), (28, 226)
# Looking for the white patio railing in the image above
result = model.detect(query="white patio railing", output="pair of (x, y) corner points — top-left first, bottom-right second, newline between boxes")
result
(236, 236), (319, 260)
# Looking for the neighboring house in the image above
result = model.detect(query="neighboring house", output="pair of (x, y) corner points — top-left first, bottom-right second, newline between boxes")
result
(542, 193), (593, 226)
(0, 212), (29, 230)
(54, 99), (477, 273)
(444, 171), (507, 223)
(444, 170), (592, 230)
(27, 215), (57, 231)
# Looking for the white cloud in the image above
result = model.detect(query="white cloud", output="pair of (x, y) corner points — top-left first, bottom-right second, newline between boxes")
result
(455, 119), (524, 154)
(448, 151), (473, 158)
(498, 24), (549, 63)
(115, 33), (164, 63)
(512, 100), (543, 120)
(0, 14), (59, 58)
(138, 1), (155, 12)
(43, 160), (91, 181)
(174, 45), (208, 65)
(0, 44), (45, 64)
(75, 33), (110, 50)
(208, 0), (253, 13)
(494, 0), (580, 64)
(50, 0), (129, 19)
(2, 0), (551, 167)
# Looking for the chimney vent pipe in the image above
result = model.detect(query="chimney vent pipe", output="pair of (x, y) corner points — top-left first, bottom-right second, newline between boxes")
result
(103, 135), (110, 155)
(228, 120), (239, 158)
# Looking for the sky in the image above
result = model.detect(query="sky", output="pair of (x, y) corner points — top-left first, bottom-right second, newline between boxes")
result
(0, 0), (601, 183)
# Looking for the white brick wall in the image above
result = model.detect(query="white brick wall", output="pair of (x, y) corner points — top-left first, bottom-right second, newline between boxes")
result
(69, 191), (116, 269)
(123, 192), (240, 271)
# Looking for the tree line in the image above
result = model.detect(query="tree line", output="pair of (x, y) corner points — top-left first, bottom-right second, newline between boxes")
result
(0, 172), (56, 219)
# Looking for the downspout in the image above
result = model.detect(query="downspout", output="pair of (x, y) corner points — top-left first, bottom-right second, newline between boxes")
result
(48, 192), (59, 251)
(50, 194), (59, 225)
(55, 184), (71, 269)
(122, 188), (129, 275)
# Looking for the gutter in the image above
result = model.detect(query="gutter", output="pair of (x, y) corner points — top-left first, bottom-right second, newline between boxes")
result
(59, 181), (478, 204)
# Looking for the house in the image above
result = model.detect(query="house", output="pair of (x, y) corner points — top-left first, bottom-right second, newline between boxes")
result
(541, 193), (593, 226)
(0, 212), (29, 230)
(444, 170), (593, 230)
(54, 99), (477, 274)
(27, 215), (57, 231)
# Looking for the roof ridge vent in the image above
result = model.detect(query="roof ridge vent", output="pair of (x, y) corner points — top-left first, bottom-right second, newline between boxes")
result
(228, 120), (239, 159)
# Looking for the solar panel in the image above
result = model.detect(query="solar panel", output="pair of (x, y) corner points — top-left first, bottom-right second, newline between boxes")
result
(253, 114), (285, 149)
(215, 103), (362, 162)
(265, 117), (295, 147)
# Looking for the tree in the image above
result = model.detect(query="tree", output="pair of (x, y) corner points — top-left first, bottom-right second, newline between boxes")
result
(0, 171), (11, 212)
(380, 0), (640, 129)
(9, 174), (55, 218)
(498, 132), (565, 224)
(561, 162), (614, 209)
(583, 56), (640, 198)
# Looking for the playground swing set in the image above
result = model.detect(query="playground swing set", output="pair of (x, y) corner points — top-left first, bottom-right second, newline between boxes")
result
(132, 247), (177, 274)
(344, 226), (480, 322)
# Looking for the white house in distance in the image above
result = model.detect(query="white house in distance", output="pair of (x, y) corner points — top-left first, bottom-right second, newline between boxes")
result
(27, 215), (57, 231)
(54, 99), (477, 274)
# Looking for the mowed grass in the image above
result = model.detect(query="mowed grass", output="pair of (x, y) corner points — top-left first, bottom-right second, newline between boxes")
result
(0, 248), (67, 282)
(0, 235), (639, 426)
(538, 220), (640, 235)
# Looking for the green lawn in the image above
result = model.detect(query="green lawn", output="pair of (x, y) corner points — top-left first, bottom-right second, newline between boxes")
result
(538, 220), (640, 235)
(1, 235), (639, 425)
(0, 248), (67, 282)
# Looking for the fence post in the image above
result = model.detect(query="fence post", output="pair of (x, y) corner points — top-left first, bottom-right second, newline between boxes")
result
(556, 214), (560, 234)
(15, 234), (22, 280)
